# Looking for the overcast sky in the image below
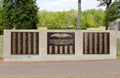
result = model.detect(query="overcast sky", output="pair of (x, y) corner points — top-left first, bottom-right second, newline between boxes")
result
(36, 0), (106, 11)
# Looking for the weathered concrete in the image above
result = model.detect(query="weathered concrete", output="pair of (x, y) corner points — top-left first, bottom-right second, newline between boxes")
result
(4, 30), (116, 62)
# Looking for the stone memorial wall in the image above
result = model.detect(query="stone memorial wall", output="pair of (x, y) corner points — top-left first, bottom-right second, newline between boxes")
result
(4, 30), (116, 62)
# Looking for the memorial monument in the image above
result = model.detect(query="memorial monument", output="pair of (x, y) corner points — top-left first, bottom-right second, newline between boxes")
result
(4, 30), (116, 62)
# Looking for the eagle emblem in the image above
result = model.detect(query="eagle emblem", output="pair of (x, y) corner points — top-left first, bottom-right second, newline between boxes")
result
(50, 33), (72, 38)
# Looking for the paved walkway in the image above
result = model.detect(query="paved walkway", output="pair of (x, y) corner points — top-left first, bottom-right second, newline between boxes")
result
(0, 60), (120, 78)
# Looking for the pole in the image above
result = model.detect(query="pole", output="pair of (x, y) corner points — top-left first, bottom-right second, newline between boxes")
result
(77, 0), (81, 29)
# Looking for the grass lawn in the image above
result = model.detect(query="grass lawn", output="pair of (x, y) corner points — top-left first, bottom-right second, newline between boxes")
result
(117, 39), (120, 58)
(87, 26), (105, 30)
(0, 35), (120, 59)
(0, 35), (3, 59)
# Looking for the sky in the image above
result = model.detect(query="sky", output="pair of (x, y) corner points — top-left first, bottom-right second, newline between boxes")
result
(36, 0), (106, 12)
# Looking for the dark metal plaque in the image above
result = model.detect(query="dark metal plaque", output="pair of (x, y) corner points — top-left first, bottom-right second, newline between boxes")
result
(11, 32), (39, 55)
(83, 32), (110, 54)
(47, 32), (75, 54)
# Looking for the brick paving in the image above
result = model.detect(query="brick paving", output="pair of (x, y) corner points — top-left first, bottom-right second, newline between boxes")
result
(0, 60), (120, 78)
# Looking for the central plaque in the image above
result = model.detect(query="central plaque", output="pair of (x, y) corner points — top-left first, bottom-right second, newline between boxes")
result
(47, 32), (75, 54)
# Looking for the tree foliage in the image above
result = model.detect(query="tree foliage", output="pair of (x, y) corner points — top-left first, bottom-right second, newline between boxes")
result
(3, 0), (38, 29)
(82, 9), (105, 28)
(0, 0), (3, 7)
(0, 0), (4, 34)
(97, 0), (112, 7)
(38, 9), (105, 29)
(97, 0), (113, 30)
(107, 1), (120, 23)
(38, 9), (78, 29)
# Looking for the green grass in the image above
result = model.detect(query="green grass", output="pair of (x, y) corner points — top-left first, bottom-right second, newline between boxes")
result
(0, 35), (120, 59)
(37, 27), (47, 30)
(87, 26), (105, 30)
(117, 39), (120, 58)
(0, 35), (3, 59)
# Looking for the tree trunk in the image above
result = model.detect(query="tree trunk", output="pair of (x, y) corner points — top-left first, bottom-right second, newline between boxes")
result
(105, 4), (109, 30)
(77, 0), (81, 29)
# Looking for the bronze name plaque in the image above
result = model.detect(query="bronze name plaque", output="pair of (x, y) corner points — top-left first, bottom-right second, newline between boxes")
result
(47, 32), (75, 54)
(11, 32), (39, 55)
(83, 32), (110, 54)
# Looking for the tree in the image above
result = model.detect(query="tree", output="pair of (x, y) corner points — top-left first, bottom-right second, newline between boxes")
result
(3, 0), (38, 29)
(37, 9), (105, 30)
(98, 0), (112, 7)
(0, 0), (3, 7)
(0, 7), (3, 35)
(0, 0), (4, 35)
(97, 0), (112, 30)
(66, 9), (77, 28)
(94, 9), (105, 27)
(38, 10), (77, 29)
(81, 9), (105, 28)
(107, 1), (120, 23)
